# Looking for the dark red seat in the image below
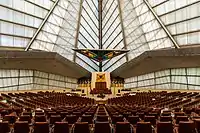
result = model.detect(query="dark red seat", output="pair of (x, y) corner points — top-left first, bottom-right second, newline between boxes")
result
(85, 112), (94, 117)
(22, 112), (32, 118)
(174, 112), (185, 119)
(116, 122), (131, 133)
(74, 122), (90, 133)
(161, 112), (171, 116)
(35, 112), (45, 116)
(1, 110), (9, 117)
(183, 108), (193, 115)
(3, 115), (17, 124)
(81, 115), (93, 124)
(14, 121), (29, 133)
(19, 115), (31, 123)
(35, 115), (46, 122)
(54, 122), (69, 133)
(192, 116), (200, 120)
(94, 122), (111, 133)
(123, 112), (131, 119)
(157, 121), (173, 133)
(149, 112), (158, 119)
(160, 116), (172, 122)
(50, 115), (61, 124)
(47, 112), (56, 118)
(73, 112), (82, 119)
(176, 116), (188, 124)
(65, 115), (77, 124)
(127, 116), (140, 125)
(179, 121), (195, 133)
(111, 115), (124, 124)
(60, 112), (69, 119)
(136, 122), (152, 133)
(97, 112), (107, 115)
(34, 122), (49, 133)
(137, 112), (145, 120)
(96, 115), (108, 122)
(0, 121), (10, 133)
(144, 116), (156, 125)
(194, 119), (200, 133)
(174, 107), (181, 112)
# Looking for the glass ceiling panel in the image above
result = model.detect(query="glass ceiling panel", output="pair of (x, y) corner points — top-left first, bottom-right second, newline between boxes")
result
(76, 0), (99, 71)
(1, 0), (200, 73)
(0, 0), (53, 47)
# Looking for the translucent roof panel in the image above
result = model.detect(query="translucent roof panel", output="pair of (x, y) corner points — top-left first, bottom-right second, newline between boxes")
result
(31, 0), (79, 61)
(150, 0), (200, 46)
(0, 0), (53, 47)
(77, 0), (99, 71)
(124, 0), (174, 60)
(101, 0), (127, 72)
(1, 0), (200, 73)
(105, 0), (200, 72)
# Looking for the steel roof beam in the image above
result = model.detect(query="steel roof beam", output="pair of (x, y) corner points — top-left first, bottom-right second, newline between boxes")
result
(25, 0), (60, 51)
(143, 0), (180, 48)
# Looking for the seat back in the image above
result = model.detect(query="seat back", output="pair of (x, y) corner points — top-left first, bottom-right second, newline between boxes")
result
(73, 112), (82, 119)
(35, 115), (46, 122)
(81, 115), (93, 124)
(194, 119), (200, 133)
(127, 116), (140, 125)
(161, 112), (171, 116)
(1, 110), (9, 117)
(14, 121), (29, 133)
(50, 115), (61, 124)
(97, 112), (107, 115)
(111, 115), (124, 124)
(35, 112), (45, 116)
(183, 108), (192, 115)
(4, 115), (16, 124)
(123, 112), (131, 119)
(157, 121), (173, 133)
(144, 116), (156, 125)
(137, 112), (145, 120)
(174, 112), (185, 119)
(60, 112), (69, 119)
(22, 112), (32, 118)
(34, 122), (49, 133)
(74, 122), (90, 133)
(149, 112), (158, 119)
(179, 121), (195, 133)
(94, 122), (111, 133)
(19, 115), (31, 123)
(136, 122), (152, 133)
(54, 122), (69, 133)
(116, 122), (131, 133)
(47, 112), (56, 118)
(0, 121), (10, 133)
(65, 115), (77, 124)
(96, 115), (108, 122)
(176, 116), (188, 124)
(160, 116), (172, 122)
(85, 112), (94, 117)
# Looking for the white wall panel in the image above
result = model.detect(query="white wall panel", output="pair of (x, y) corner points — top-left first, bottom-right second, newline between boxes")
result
(0, 69), (77, 91)
(155, 84), (171, 89)
(125, 67), (200, 90)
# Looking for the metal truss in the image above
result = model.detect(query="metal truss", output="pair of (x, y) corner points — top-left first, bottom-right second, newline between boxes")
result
(143, 0), (180, 48)
(25, 0), (60, 51)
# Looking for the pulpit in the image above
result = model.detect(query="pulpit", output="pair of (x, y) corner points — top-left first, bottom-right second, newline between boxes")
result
(90, 72), (112, 94)
(95, 82), (106, 90)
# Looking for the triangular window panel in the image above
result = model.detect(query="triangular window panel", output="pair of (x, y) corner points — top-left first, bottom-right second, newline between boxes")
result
(27, 0), (178, 72)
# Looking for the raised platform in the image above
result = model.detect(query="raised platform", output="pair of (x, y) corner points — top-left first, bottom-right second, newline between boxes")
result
(95, 99), (108, 104)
